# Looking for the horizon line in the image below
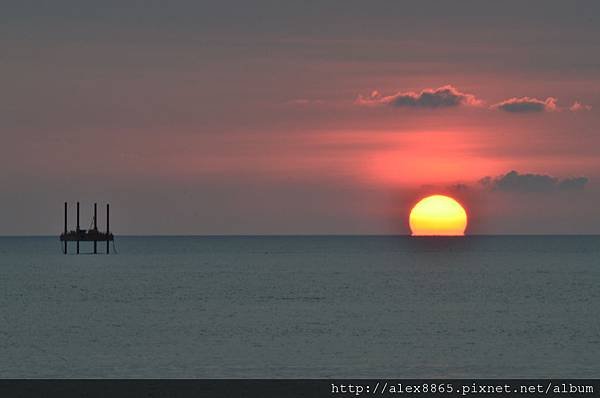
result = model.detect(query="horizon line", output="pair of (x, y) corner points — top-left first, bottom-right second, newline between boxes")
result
(1, 233), (600, 238)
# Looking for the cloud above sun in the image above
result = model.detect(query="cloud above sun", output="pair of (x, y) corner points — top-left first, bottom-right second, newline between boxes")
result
(355, 85), (591, 113)
(491, 97), (592, 113)
(355, 85), (482, 108)
(491, 97), (558, 113)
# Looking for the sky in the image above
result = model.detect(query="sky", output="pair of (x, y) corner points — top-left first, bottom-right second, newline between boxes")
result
(1, 1), (600, 235)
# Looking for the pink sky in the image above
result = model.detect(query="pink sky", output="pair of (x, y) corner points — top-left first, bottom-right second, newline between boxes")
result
(1, 2), (599, 234)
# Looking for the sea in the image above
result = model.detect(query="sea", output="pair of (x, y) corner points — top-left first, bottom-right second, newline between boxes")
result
(1, 235), (599, 378)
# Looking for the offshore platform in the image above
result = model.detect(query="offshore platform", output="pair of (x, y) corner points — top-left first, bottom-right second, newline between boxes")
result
(60, 202), (114, 254)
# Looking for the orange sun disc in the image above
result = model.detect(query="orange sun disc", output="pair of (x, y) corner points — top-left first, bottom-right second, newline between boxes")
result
(409, 195), (467, 236)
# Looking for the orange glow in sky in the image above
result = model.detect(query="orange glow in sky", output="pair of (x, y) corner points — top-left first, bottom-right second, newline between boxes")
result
(361, 130), (506, 186)
(409, 195), (468, 236)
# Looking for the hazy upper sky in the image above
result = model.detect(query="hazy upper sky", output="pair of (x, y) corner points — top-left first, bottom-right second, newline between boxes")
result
(2, 1), (600, 235)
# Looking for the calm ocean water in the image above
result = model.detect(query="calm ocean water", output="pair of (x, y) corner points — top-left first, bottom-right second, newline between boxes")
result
(1, 236), (599, 378)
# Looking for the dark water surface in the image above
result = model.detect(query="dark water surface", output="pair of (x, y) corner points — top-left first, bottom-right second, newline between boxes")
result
(1, 236), (599, 377)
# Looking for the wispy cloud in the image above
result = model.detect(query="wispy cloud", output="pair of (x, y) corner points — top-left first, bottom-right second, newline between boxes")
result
(285, 98), (326, 106)
(569, 101), (592, 112)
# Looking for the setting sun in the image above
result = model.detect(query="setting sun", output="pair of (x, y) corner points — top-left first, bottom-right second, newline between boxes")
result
(409, 195), (468, 236)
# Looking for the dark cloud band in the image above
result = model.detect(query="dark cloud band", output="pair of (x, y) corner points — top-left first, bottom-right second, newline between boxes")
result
(480, 170), (588, 193)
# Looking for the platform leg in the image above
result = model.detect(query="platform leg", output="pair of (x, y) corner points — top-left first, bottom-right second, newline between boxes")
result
(76, 201), (80, 254)
(94, 203), (98, 254)
(64, 202), (68, 255)
(106, 203), (110, 254)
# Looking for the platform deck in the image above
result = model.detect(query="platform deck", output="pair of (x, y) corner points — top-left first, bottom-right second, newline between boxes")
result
(60, 230), (114, 242)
